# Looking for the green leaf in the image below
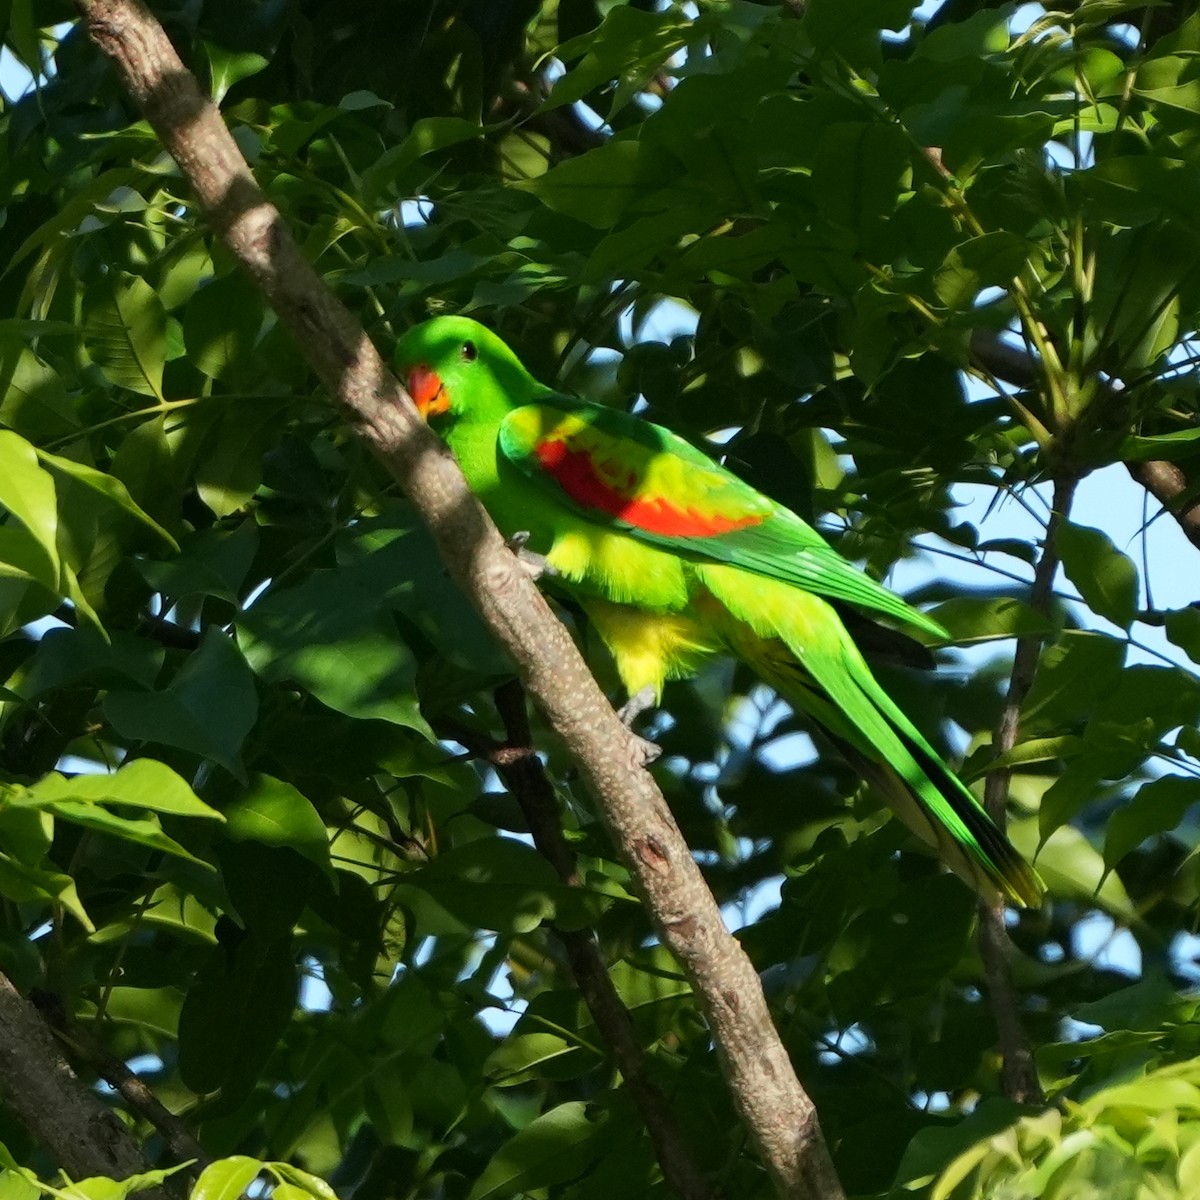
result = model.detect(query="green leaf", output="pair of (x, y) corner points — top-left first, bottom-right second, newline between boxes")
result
(466, 1101), (603, 1200)
(26, 760), (222, 821)
(1165, 607), (1200, 664)
(103, 629), (258, 778)
(61, 1163), (192, 1200)
(182, 273), (264, 379)
(268, 1164), (338, 1200)
(520, 140), (674, 230)
(136, 523), (258, 604)
(407, 838), (560, 934)
(82, 274), (167, 400)
(0, 429), (60, 590)
(0, 852), (93, 930)
(222, 774), (331, 874)
(1104, 776), (1200, 869)
(1057, 521), (1139, 628)
(812, 122), (911, 250)
(189, 1157), (266, 1200)
(545, 7), (698, 117)
(14, 625), (163, 697)
(336, 511), (508, 675)
(203, 45), (270, 105)
(238, 571), (432, 736)
(35, 448), (177, 550)
(932, 231), (1030, 309)
(177, 928), (297, 1098)
(929, 596), (1056, 643)
(0, 342), (79, 438)
(11, 784), (211, 867)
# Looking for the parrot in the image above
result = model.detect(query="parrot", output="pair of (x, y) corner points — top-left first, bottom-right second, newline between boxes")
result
(393, 315), (1043, 908)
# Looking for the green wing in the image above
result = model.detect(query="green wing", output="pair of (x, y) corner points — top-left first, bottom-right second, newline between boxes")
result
(499, 396), (946, 638)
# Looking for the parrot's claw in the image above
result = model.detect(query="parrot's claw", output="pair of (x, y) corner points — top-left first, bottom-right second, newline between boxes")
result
(617, 685), (657, 727)
(506, 531), (555, 580)
(617, 686), (661, 765)
(632, 734), (662, 766)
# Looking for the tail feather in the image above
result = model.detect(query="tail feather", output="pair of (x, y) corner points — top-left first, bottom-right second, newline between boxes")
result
(697, 568), (1043, 907)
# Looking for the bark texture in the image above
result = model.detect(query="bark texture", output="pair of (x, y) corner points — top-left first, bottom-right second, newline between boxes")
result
(0, 971), (173, 1199)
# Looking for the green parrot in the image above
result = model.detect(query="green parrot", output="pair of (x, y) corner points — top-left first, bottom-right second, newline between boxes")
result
(394, 315), (1043, 908)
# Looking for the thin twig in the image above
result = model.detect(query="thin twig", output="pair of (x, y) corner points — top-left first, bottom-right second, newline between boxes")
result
(31, 991), (209, 1173)
(971, 329), (1200, 554)
(444, 682), (717, 1200)
(978, 472), (1077, 1104)
(0, 971), (178, 1198)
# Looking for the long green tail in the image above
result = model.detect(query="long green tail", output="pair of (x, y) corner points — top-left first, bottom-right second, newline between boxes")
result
(699, 566), (1043, 907)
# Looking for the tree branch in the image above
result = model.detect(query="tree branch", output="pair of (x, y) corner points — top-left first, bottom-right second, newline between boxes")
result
(978, 474), (1075, 1104)
(76, 2), (843, 1195)
(30, 992), (209, 1174)
(0, 971), (176, 1198)
(444, 681), (716, 1200)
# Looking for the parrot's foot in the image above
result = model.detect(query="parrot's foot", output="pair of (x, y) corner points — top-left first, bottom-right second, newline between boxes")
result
(506, 531), (556, 580)
(631, 735), (662, 766)
(617, 686), (661, 765)
(617, 685), (657, 727)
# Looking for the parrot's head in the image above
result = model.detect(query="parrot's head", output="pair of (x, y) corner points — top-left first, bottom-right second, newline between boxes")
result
(393, 316), (538, 428)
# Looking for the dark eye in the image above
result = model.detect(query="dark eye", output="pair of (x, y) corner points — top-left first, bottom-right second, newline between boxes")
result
(461, 340), (478, 362)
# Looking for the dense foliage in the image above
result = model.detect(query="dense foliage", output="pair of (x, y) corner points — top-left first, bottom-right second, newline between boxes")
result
(1, 0), (1200, 1196)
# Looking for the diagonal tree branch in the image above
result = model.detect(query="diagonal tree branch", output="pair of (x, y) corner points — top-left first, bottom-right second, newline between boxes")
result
(75, 3), (844, 1196)
(0, 970), (177, 1200)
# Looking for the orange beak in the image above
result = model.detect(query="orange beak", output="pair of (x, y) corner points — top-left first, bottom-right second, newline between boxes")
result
(405, 364), (450, 419)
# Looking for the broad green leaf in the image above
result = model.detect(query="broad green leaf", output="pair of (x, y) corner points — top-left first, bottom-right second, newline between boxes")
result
(360, 117), (484, 203)
(61, 1164), (192, 1200)
(933, 231), (1030, 309)
(268, 1164), (339, 1200)
(929, 596), (1056, 644)
(407, 838), (560, 934)
(13, 625), (163, 697)
(519, 140), (673, 230)
(0, 342), (79, 438)
(203, 44), (269, 105)
(177, 928), (297, 1098)
(0, 429), (59, 589)
(136, 523), (258, 604)
(485, 1031), (586, 1086)
(222, 774), (331, 873)
(11, 781), (211, 866)
(27, 760), (222, 821)
(82, 274), (167, 400)
(0, 853), (92, 930)
(103, 629), (258, 778)
(189, 1158), (265, 1200)
(1104, 776), (1200, 869)
(962, 734), (1084, 782)
(813, 122), (911, 250)
(545, 6), (698, 116)
(182, 273), (264, 379)
(0, 1171), (39, 1200)
(1165, 607), (1200, 664)
(466, 1101), (603, 1200)
(336, 511), (508, 676)
(36, 448), (177, 550)
(238, 571), (432, 736)
(1022, 632), (1126, 728)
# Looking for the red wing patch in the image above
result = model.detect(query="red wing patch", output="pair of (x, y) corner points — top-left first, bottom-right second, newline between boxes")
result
(534, 437), (764, 538)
